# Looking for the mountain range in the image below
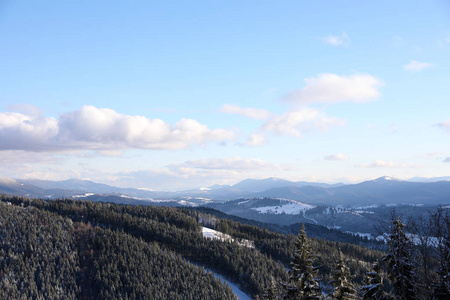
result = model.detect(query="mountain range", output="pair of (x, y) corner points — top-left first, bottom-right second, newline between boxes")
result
(0, 175), (449, 207)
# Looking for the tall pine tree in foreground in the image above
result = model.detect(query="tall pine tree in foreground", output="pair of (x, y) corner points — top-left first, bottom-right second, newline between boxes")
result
(383, 216), (416, 300)
(431, 208), (450, 299)
(282, 224), (322, 300)
(329, 251), (357, 300)
(359, 262), (393, 300)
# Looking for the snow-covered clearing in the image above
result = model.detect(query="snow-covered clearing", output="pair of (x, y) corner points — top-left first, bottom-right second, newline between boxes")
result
(252, 201), (315, 215)
(202, 227), (254, 248)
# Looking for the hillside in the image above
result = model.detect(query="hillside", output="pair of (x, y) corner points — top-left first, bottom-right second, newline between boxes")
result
(0, 194), (389, 299)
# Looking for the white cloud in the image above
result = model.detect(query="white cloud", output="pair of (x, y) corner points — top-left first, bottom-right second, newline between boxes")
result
(282, 73), (383, 105)
(322, 32), (350, 47)
(436, 119), (450, 131)
(246, 132), (266, 147)
(324, 153), (348, 161)
(261, 108), (345, 138)
(220, 104), (271, 120)
(0, 112), (59, 151)
(0, 105), (236, 152)
(114, 157), (297, 190)
(403, 60), (433, 72)
(443, 157), (450, 163)
(359, 160), (409, 168)
(170, 157), (289, 171)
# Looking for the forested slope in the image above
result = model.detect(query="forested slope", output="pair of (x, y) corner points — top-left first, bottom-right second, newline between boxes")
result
(0, 194), (411, 299)
(0, 201), (237, 299)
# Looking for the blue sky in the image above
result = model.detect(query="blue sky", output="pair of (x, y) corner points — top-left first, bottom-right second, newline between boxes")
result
(1, 1), (450, 190)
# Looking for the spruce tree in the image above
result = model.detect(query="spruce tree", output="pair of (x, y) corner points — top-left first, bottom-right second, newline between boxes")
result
(359, 262), (393, 300)
(382, 216), (416, 300)
(263, 277), (278, 300)
(432, 209), (450, 299)
(329, 251), (357, 300)
(282, 224), (322, 300)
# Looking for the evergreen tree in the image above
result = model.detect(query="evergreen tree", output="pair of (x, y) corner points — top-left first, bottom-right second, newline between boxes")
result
(282, 224), (322, 300)
(382, 216), (416, 300)
(359, 262), (393, 300)
(431, 208), (450, 299)
(329, 251), (357, 300)
(263, 277), (278, 300)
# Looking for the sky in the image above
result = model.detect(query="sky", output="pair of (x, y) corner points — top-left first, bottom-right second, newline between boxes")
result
(1, 1), (450, 190)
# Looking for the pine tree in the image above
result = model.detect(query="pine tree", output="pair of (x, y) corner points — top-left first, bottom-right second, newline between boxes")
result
(382, 216), (416, 300)
(329, 251), (357, 300)
(263, 277), (278, 300)
(282, 224), (322, 300)
(359, 262), (393, 300)
(432, 208), (450, 299)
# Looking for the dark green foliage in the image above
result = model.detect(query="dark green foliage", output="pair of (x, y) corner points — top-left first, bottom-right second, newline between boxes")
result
(282, 224), (322, 300)
(431, 208), (450, 299)
(0, 203), (78, 299)
(92, 229), (236, 300)
(0, 200), (238, 299)
(383, 216), (416, 299)
(0, 195), (288, 298)
(262, 277), (279, 300)
(359, 262), (393, 300)
(329, 251), (357, 300)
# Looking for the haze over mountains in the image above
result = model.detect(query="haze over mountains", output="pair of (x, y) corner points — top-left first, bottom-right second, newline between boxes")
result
(1, 176), (450, 207)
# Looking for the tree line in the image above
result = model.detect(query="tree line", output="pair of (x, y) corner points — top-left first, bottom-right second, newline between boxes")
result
(262, 209), (450, 300)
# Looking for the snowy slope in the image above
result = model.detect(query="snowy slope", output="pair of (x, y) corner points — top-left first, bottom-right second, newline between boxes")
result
(252, 200), (315, 214)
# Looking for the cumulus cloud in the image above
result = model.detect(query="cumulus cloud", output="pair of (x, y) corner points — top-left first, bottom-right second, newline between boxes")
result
(324, 153), (348, 161)
(322, 32), (350, 47)
(261, 108), (345, 137)
(0, 112), (59, 151)
(0, 105), (236, 152)
(403, 60), (433, 72)
(220, 104), (271, 120)
(282, 73), (383, 105)
(359, 160), (409, 168)
(246, 133), (266, 147)
(436, 119), (450, 131)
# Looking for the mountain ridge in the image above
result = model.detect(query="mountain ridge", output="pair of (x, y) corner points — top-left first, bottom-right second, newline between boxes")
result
(0, 176), (448, 206)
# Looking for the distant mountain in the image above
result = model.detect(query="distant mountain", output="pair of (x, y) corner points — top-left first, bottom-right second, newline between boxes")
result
(17, 178), (174, 199)
(240, 176), (450, 206)
(408, 176), (450, 182)
(0, 177), (45, 196)
(2, 176), (450, 207)
(231, 177), (343, 192)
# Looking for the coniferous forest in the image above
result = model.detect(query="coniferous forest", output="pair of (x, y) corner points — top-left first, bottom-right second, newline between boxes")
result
(0, 194), (449, 299)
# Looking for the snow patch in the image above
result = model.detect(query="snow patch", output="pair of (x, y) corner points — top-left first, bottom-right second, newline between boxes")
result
(252, 201), (315, 215)
(237, 200), (251, 205)
(202, 227), (254, 248)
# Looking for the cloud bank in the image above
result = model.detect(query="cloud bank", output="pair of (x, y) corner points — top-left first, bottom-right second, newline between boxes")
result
(282, 73), (383, 105)
(436, 119), (450, 132)
(0, 105), (236, 152)
(403, 60), (433, 72)
(359, 160), (409, 168)
(324, 153), (348, 161)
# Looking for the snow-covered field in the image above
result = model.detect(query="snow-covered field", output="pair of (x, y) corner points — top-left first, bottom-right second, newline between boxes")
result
(252, 201), (315, 215)
(202, 227), (254, 248)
